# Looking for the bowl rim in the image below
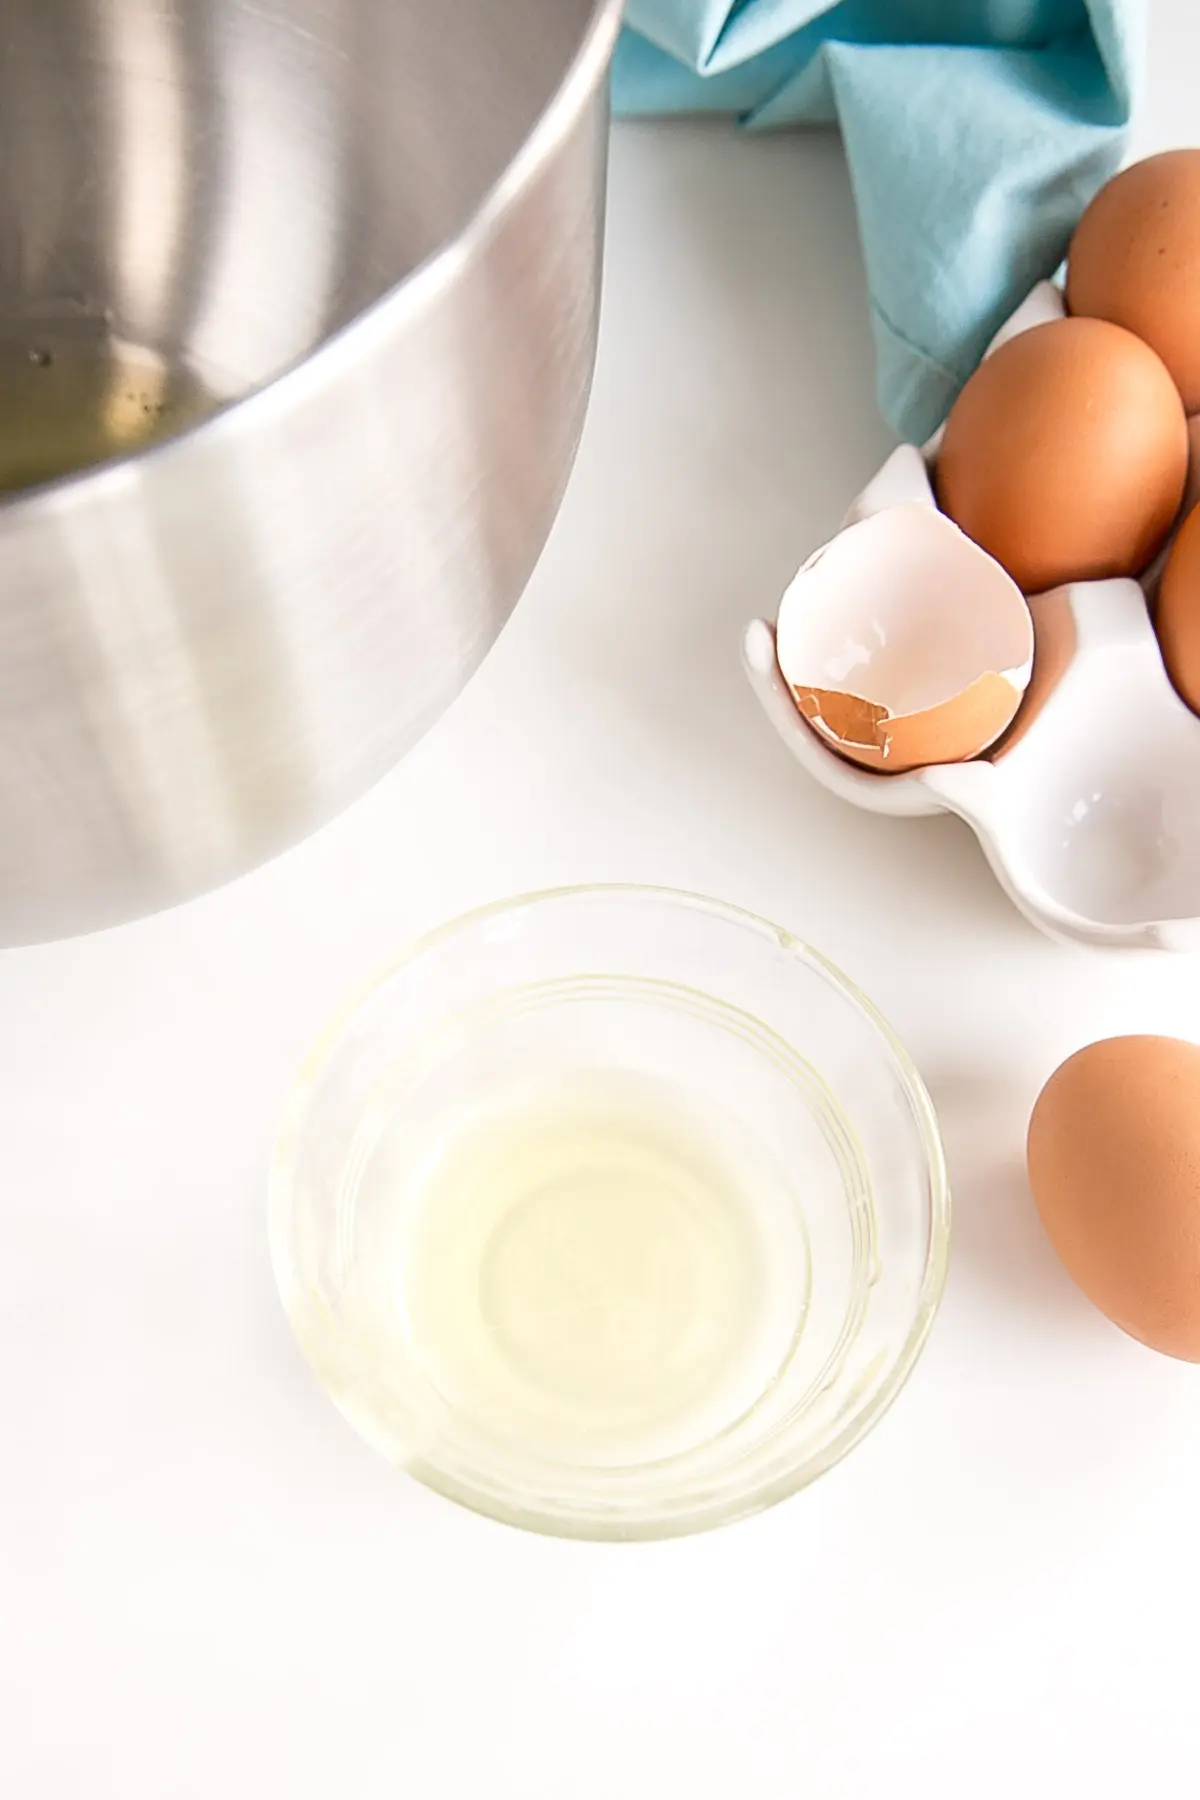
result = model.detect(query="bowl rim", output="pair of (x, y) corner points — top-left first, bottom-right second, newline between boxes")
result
(269, 883), (952, 1540)
(0, 0), (624, 523)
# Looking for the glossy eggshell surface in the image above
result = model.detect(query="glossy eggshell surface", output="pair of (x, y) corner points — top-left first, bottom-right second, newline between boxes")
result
(1028, 1036), (1200, 1360)
(1067, 149), (1200, 412)
(935, 317), (1187, 593)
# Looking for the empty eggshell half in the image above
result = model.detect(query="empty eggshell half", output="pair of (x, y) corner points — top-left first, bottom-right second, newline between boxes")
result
(776, 504), (1034, 774)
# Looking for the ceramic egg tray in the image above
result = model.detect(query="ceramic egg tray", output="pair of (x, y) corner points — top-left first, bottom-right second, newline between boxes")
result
(744, 282), (1200, 952)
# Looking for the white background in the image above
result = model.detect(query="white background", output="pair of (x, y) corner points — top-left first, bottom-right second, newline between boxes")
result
(4, 6), (1200, 1795)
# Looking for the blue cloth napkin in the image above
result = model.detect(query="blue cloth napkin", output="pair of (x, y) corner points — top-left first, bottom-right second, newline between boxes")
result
(612, 2), (1141, 442)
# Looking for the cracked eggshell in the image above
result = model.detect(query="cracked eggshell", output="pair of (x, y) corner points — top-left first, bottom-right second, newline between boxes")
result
(775, 503), (1034, 774)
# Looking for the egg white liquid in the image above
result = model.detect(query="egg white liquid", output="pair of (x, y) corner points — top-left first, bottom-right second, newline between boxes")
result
(344, 1070), (810, 1467)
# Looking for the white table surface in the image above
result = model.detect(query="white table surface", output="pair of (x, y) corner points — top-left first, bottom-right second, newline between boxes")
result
(5, 10), (1200, 1796)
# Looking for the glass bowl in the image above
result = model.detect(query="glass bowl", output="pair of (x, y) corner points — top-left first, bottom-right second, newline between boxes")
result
(269, 887), (949, 1539)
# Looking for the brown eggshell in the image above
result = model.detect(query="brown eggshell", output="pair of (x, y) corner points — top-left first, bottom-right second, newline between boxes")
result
(987, 589), (1078, 762)
(794, 672), (1021, 775)
(1027, 1036), (1200, 1360)
(1184, 413), (1200, 521)
(1067, 150), (1200, 412)
(1156, 498), (1200, 715)
(935, 317), (1187, 593)
(774, 504), (1033, 774)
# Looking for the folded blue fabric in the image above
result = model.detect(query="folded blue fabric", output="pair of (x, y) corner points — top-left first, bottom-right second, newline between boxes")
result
(612, 2), (1141, 442)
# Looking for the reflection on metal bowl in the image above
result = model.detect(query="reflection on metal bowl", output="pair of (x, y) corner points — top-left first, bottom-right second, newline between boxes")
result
(0, 0), (620, 941)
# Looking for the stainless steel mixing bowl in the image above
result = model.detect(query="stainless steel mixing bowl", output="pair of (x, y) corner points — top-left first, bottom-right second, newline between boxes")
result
(0, 0), (620, 942)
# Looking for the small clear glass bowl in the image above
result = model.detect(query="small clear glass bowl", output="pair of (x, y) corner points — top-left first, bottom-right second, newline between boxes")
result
(270, 887), (949, 1540)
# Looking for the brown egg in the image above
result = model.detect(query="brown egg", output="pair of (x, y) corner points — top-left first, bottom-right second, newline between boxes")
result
(1027, 1037), (1200, 1360)
(935, 317), (1187, 593)
(1067, 150), (1200, 411)
(1156, 498), (1200, 713)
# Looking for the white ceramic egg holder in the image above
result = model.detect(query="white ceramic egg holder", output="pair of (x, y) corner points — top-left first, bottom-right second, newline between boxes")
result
(744, 282), (1200, 952)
